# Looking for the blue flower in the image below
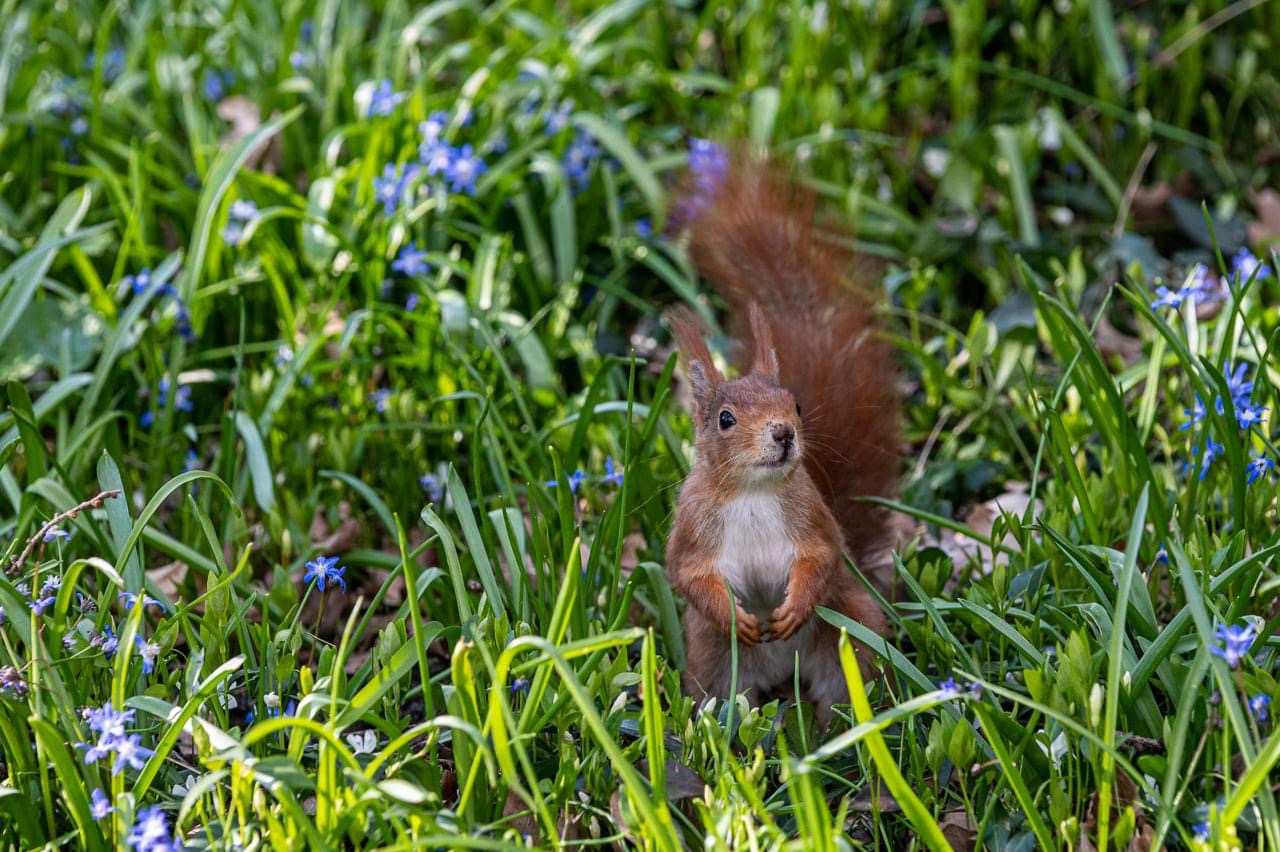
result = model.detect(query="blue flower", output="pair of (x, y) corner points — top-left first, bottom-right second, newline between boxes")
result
(421, 141), (455, 177)
(127, 805), (177, 851)
(86, 48), (125, 82)
(1151, 285), (1184, 309)
(90, 788), (114, 820)
(1224, 362), (1255, 407)
(372, 388), (391, 413)
(1247, 455), (1275, 485)
(446, 144), (487, 195)
(135, 635), (160, 674)
(76, 703), (153, 775)
(635, 218), (651, 238)
(420, 474), (443, 503)
(545, 471), (587, 494)
(118, 591), (165, 612)
(202, 69), (233, 102)
(1236, 404), (1268, 430)
(366, 79), (406, 117)
(155, 378), (193, 413)
(544, 99), (574, 135)
(1209, 622), (1257, 668)
(221, 221), (245, 246)
(602, 457), (624, 486)
(1154, 545), (1168, 564)
(373, 163), (415, 216)
(391, 242), (430, 277)
(419, 111), (448, 146)
(681, 138), (729, 220)
(562, 129), (601, 193)
(1181, 264), (1223, 305)
(112, 734), (152, 774)
(40, 576), (60, 597)
(405, 293), (420, 311)
(1232, 248), (1272, 285)
(230, 199), (258, 221)
(98, 627), (120, 658)
(123, 268), (153, 295)
(937, 677), (959, 696)
(1184, 439), (1225, 480)
(1250, 693), (1270, 722)
(29, 596), (56, 616)
(1193, 821), (1210, 842)
(43, 528), (71, 544)
(183, 450), (200, 473)
(689, 138), (728, 192)
(303, 555), (347, 593)
(511, 676), (531, 696)
(0, 665), (26, 699)
(968, 682), (984, 698)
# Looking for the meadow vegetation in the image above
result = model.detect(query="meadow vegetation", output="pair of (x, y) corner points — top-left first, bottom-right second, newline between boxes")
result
(2, 0), (1280, 848)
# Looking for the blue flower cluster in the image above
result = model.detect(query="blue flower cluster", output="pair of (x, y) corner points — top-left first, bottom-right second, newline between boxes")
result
(676, 138), (728, 223)
(140, 377), (193, 430)
(75, 702), (153, 775)
(121, 270), (195, 343)
(545, 457), (625, 494)
(1180, 362), (1274, 483)
(28, 574), (61, 616)
(373, 110), (490, 216)
(561, 129), (602, 194)
(1151, 250), (1271, 312)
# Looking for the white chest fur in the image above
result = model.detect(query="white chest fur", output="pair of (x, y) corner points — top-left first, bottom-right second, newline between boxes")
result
(714, 493), (795, 617)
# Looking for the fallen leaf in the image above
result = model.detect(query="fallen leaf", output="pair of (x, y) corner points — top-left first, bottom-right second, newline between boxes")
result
(1249, 188), (1280, 246)
(216, 96), (281, 173)
(147, 560), (188, 599)
(930, 483), (1042, 580)
(939, 808), (976, 851)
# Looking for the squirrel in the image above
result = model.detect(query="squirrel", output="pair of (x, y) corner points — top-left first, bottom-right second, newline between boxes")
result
(664, 156), (899, 726)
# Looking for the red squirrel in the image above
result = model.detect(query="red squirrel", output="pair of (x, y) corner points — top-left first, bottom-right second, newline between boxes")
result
(664, 157), (899, 725)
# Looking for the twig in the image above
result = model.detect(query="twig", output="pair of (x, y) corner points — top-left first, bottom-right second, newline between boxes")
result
(6, 489), (122, 575)
(1112, 142), (1158, 239)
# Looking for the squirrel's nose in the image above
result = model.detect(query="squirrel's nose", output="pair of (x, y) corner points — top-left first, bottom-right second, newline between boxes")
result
(770, 423), (795, 447)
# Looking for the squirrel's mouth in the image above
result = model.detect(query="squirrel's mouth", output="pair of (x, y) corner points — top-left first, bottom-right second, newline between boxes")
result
(756, 449), (796, 468)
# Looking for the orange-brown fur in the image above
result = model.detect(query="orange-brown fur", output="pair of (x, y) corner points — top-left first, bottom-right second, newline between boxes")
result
(664, 157), (898, 724)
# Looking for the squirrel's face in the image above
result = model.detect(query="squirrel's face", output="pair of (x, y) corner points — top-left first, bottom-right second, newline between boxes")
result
(668, 302), (800, 487)
(702, 375), (802, 484)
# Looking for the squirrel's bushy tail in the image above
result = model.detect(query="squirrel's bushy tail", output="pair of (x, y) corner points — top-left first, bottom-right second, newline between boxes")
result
(678, 156), (901, 590)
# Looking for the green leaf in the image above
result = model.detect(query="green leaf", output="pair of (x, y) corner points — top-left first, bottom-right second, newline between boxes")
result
(179, 105), (304, 305)
(235, 411), (276, 513)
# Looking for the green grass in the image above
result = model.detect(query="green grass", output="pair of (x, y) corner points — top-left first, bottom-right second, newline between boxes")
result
(3, 0), (1280, 848)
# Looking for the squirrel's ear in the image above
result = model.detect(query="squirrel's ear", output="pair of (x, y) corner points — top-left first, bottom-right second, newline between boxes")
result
(747, 302), (780, 381)
(666, 308), (723, 411)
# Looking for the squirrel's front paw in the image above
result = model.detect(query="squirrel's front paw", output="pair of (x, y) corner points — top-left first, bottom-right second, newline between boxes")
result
(768, 601), (807, 641)
(734, 607), (761, 646)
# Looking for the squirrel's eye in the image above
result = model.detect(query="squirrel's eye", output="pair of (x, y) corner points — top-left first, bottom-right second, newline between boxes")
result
(718, 410), (736, 430)
(795, 403), (802, 417)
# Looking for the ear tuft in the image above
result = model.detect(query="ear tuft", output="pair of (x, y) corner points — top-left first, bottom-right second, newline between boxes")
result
(665, 307), (724, 414)
(748, 302), (780, 380)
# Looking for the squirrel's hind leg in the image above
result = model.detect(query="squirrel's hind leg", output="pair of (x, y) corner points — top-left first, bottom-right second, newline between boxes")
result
(681, 608), (734, 701)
